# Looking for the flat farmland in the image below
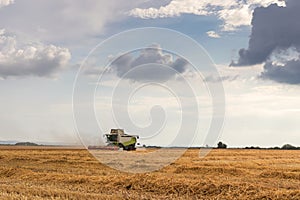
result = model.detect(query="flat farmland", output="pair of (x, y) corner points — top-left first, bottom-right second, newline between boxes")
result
(0, 147), (299, 199)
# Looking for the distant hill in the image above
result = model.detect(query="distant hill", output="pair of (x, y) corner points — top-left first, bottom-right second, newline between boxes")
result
(15, 142), (39, 146)
(0, 140), (19, 145)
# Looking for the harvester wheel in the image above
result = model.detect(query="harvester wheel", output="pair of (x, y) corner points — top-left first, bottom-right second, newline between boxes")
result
(118, 144), (124, 150)
(128, 144), (136, 151)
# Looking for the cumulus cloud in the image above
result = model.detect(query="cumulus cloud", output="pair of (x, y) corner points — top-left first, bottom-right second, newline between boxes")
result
(0, 0), (13, 8)
(232, 0), (300, 84)
(93, 44), (189, 82)
(129, 0), (285, 31)
(206, 31), (220, 38)
(204, 75), (239, 83)
(0, 1), (167, 42)
(0, 30), (71, 78)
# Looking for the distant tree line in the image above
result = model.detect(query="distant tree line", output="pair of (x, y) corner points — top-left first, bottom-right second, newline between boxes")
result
(4, 141), (299, 149)
(216, 142), (300, 150)
(141, 142), (300, 150)
(244, 144), (300, 150)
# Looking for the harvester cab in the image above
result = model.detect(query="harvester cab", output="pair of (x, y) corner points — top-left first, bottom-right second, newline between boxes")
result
(105, 129), (139, 151)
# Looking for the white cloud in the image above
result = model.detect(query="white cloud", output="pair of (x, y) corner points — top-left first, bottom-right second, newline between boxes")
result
(206, 30), (220, 38)
(130, 0), (286, 31)
(0, 0), (162, 42)
(0, 0), (13, 8)
(0, 29), (71, 78)
(218, 3), (252, 31)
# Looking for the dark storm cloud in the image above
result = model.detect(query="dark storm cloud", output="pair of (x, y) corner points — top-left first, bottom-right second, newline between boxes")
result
(232, 0), (300, 66)
(110, 45), (189, 82)
(231, 0), (300, 84)
(261, 60), (300, 84)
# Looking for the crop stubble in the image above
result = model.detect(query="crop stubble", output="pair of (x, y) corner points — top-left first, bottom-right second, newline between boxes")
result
(0, 147), (299, 199)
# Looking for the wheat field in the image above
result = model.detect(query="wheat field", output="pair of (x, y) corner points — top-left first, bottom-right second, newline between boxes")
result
(0, 147), (299, 199)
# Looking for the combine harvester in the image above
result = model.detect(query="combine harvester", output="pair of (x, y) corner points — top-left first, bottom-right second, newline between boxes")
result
(88, 129), (139, 151)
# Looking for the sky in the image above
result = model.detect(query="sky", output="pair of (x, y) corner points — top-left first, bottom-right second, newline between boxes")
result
(0, 0), (299, 147)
